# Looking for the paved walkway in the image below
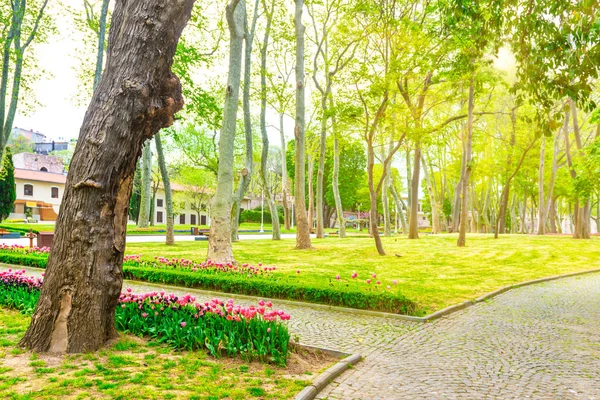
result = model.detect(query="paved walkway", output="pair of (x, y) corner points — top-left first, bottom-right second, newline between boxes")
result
(2, 265), (599, 399)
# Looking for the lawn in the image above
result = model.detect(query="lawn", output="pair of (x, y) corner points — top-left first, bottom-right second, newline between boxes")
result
(0, 308), (332, 400)
(125, 234), (600, 314)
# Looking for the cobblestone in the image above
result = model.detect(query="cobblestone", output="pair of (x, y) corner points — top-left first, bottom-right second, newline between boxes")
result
(2, 265), (599, 399)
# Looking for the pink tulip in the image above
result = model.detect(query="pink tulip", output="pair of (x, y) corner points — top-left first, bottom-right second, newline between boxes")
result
(366, 279), (371, 284)
(180, 321), (187, 328)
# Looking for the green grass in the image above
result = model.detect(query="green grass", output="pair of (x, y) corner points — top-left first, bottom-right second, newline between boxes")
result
(0, 308), (325, 399)
(125, 234), (600, 314)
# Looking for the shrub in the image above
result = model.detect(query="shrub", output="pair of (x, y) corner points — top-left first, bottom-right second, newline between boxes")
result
(0, 270), (290, 365)
(240, 209), (284, 224)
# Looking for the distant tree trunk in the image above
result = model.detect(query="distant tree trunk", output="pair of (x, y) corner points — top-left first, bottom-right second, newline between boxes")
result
(231, 0), (259, 242)
(293, 0), (311, 249)
(93, 0), (110, 91)
(259, 0), (280, 240)
(549, 196), (558, 233)
(19, 0), (193, 353)
(458, 74), (474, 247)
(421, 152), (440, 234)
(331, 115), (346, 238)
(382, 142), (391, 237)
(280, 113), (291, 230)
(208, 0), (245, 262)
(537, 135), (546, 234)
(1, 0), (50, 152)
(137, 141), (152, 228)
(406, 149), (412, 218)
(307, 153), (314, 231)
(567, 100), (590, 239)
(390, 184), (408, 234)
(367, 140), (385, 254)
(408, 146), (421, 239)
(545, 120), (563, 233)
(155, 133), (174, 245)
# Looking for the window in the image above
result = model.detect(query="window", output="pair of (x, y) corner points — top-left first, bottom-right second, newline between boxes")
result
(157, 211), (164, 223)
(179, 214), (186, 224)
(201, 215), (207, 225)
(24, 184), (33, 196)
(157, 198), (163, 208)
(51, 187), (59, 199)
(40, 167), (48, 172)
(190, 214), (197, 225)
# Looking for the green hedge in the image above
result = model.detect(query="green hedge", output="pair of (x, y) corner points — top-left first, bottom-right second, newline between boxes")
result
(0, 251), (418, 315)
(240, 210), (284, 224)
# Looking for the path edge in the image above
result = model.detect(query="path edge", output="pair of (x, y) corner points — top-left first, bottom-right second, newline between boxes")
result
(294, 351), (362, 400)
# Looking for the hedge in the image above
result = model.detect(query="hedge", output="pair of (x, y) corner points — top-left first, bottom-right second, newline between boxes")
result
(0, 251), (418, 315)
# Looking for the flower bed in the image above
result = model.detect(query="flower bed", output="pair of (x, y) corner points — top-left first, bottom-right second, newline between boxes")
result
(0, 269), (291, 365)
(0, 250), (418, 314)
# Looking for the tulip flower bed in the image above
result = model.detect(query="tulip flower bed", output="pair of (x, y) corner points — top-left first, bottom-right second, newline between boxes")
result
(0, 269), (291, 365)
(0, 248), (418, 314)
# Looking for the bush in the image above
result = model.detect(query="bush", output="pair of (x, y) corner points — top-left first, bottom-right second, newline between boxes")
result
(0, 269), (290, 365)
(240, 209), (284, 224)
(0, 251), (418, 314)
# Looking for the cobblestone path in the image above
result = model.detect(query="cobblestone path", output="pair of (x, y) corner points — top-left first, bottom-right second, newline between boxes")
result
(2, 265), (599, 399)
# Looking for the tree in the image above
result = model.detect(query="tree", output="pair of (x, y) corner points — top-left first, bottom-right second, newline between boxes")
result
(207, 0), (244, 263)
(20, 0), (194, 353)
(293, 0), (311, 249)
(1, 0), (51, 154)
(137, 141), (152, 228)
(0, 147), (16, 222)
(155, 133), (174, 244)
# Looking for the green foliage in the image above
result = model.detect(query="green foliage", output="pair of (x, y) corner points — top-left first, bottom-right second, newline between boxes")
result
(240, 209), (284, 224)
(0, 148), (16, 222)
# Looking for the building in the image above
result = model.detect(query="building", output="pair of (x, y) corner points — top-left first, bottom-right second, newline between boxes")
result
(11, 127), (47, 144)
(34, 141), (69, 155)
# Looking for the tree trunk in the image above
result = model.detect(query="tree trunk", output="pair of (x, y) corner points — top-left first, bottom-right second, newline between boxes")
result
(331, 116), (346, 238)
(280, 113), (291, 230)
(367, 141), (385, 254)
(537, 135), (546, 234)
(421, 152), (440, 234)
(408, 146), (420, 239)
(208, 0), (245, 263)
(231, 0), (259, 243)
(93, 0), (110, 91)
(390, 184), (407, 234)
(457, 74), (474, 247)
(155, 133), (174, 245)
(137, 141), (152, 228)
(545, 121), (563, 233)
(382, 142), (391, 237)
(19, 0), (192, 353)
(259, 0), (280, 240)
(293, 0), (311, 249)
(315, 94), (327, 239)
(307, 152), (314, 231)
(549, 196), (558, 233)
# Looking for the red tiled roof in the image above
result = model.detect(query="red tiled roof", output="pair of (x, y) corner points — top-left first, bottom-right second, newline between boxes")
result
(13, 169), (67, 184)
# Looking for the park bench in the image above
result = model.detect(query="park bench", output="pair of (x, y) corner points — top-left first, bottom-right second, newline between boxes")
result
(328, 231), (339, 237)
(0, 229), (22, 239)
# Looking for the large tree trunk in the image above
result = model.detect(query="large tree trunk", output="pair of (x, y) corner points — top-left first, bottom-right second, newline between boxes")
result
(280, 113), (291, 230)
(20, 0), (192, 353)
(208, 0), (244, 262)
(155, 133), (174, 245)
(259, 0), (280, 240)
(408, 146), (421, 239)
(457, 74), (474, 247)
(137, 141), (152, 228)
(293, 0), (311, 249)
(331, 116), (346, 238)
(231, 0), (259, 242)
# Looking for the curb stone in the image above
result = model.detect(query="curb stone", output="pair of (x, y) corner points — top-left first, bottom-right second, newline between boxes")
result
(294, 352), (362, 400)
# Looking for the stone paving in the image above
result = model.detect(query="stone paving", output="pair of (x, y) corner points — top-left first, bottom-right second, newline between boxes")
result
(2, 265), (599, 399)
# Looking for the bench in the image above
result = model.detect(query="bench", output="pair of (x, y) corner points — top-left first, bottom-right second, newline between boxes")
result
(328, 231), (339, 237)
(0, 229), (22, 239)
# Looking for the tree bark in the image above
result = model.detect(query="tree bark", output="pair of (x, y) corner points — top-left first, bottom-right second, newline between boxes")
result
(408, 146), (420, 239)
(421, 152), (440, 234)
(208, 0), (245, 262)
(20, 0), (192, 353)
(293, 0), (311, 249)
(137, 141), (152, 228)
(231, 0), (259, 242)
(390, 184), (407, 234)
(457, 74), (474, 247)
(259, 0), (280, 240)
(537, 135), (546, 234)
(307, 152), (314, 231)
(155, 133), (174, 245)
(331, 114), (346, 237)
(382, 141), (391, 237)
